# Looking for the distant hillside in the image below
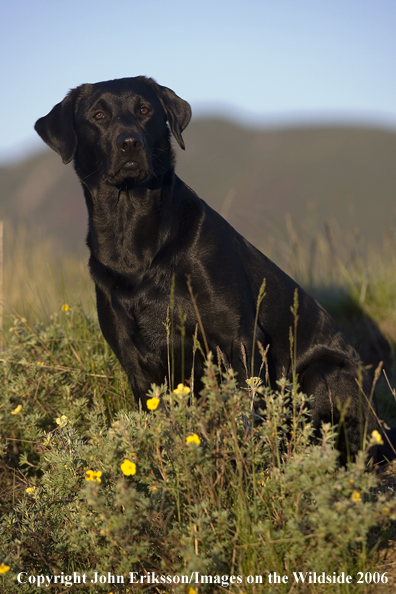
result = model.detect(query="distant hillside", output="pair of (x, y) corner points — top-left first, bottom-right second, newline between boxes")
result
(1, 119), (396, 254)
(176, 120), (396, 249)
(0, 149), (86, 252)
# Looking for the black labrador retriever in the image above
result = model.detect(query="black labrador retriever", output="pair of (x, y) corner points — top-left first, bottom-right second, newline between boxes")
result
(35, 76), (392, 462)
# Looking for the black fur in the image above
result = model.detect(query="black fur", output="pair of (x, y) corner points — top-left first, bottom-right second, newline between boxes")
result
(35, 76), (391, 463)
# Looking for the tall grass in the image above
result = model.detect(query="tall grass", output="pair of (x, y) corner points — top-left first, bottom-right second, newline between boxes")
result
(3, 219), (396, 342)
(2, 222), (95, 326)
(262, 215), (396, 343)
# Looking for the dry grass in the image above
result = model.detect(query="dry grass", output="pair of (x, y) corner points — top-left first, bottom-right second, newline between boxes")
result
(2, 222), (95, 326)
(2, 217), (396, 339)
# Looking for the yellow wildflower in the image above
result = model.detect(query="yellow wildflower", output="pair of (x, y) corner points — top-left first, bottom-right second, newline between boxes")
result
(173, 383), (191, 395)
(188, 589), (197, 594)
(37, 361), (45, 366)
(0, 563), (10, 574)
(186, 433), (201, 445)
(146, 397), (160, 411)
(246, 376), (263, 389)
(85, 470), (102, 483)
(351, 490), (361, 503)
(26, 487), (36, 495)
(11, 404), (22, 415)
(121, 459), (136, 476)
(371, 430), (384, 445)
(61, 304), (69, 312)
(55, 415), (68, 426)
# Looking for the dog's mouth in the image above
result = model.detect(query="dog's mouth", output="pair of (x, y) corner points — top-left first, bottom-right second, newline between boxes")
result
(123, 160), (139, 169)
(103, 160), (150, 186)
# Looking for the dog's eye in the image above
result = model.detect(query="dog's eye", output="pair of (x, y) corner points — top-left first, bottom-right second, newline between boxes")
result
(140, 106), (149, 115)
(94, 112), (105, 120)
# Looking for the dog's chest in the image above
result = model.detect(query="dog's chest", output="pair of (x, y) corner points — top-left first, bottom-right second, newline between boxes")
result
(109, 274), (170, 333)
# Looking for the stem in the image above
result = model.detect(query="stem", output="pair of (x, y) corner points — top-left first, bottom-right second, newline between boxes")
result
(251, 279), (266, 378)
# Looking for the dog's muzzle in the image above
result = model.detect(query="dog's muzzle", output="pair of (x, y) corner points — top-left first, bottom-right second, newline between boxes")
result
(104, 131), (150, 185)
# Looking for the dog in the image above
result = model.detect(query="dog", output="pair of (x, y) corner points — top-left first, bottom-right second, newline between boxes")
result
(35, 76), (393, 462)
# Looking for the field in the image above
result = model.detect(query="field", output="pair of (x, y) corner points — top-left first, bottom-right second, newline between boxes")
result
(1, 220), (396, 593)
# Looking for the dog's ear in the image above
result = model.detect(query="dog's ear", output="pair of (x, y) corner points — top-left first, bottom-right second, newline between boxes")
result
(151, 81), (192, 150)
(34, 88), (80, 164)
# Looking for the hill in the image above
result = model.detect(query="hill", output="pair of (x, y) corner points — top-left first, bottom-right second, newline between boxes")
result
(1, 119), (396, 253)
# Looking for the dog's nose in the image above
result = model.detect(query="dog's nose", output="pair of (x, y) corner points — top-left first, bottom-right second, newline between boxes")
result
(116, 131), (143, 152)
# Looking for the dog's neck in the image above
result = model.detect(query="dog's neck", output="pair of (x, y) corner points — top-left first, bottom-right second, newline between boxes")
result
(83, 169), (176, 277)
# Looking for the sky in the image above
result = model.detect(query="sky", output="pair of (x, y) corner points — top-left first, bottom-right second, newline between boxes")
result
(1, 0), (395, 162)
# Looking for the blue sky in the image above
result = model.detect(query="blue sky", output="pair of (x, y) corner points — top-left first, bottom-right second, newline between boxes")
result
(1, 0), (395, 162)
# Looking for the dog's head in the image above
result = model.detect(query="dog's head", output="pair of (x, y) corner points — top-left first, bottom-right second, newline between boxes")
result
(34, 76), (192, 188)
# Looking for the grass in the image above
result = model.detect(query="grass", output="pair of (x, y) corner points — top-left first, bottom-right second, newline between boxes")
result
(2, 222), (95, 324)
(0, 220), (396, 593)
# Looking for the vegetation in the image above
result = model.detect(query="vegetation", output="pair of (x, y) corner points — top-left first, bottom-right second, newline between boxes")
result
(1, 223), (93, 323)
(0, 222), (396, 593)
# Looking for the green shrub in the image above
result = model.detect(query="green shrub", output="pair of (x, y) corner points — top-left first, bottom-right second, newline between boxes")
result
(1, 306), (396, 593)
